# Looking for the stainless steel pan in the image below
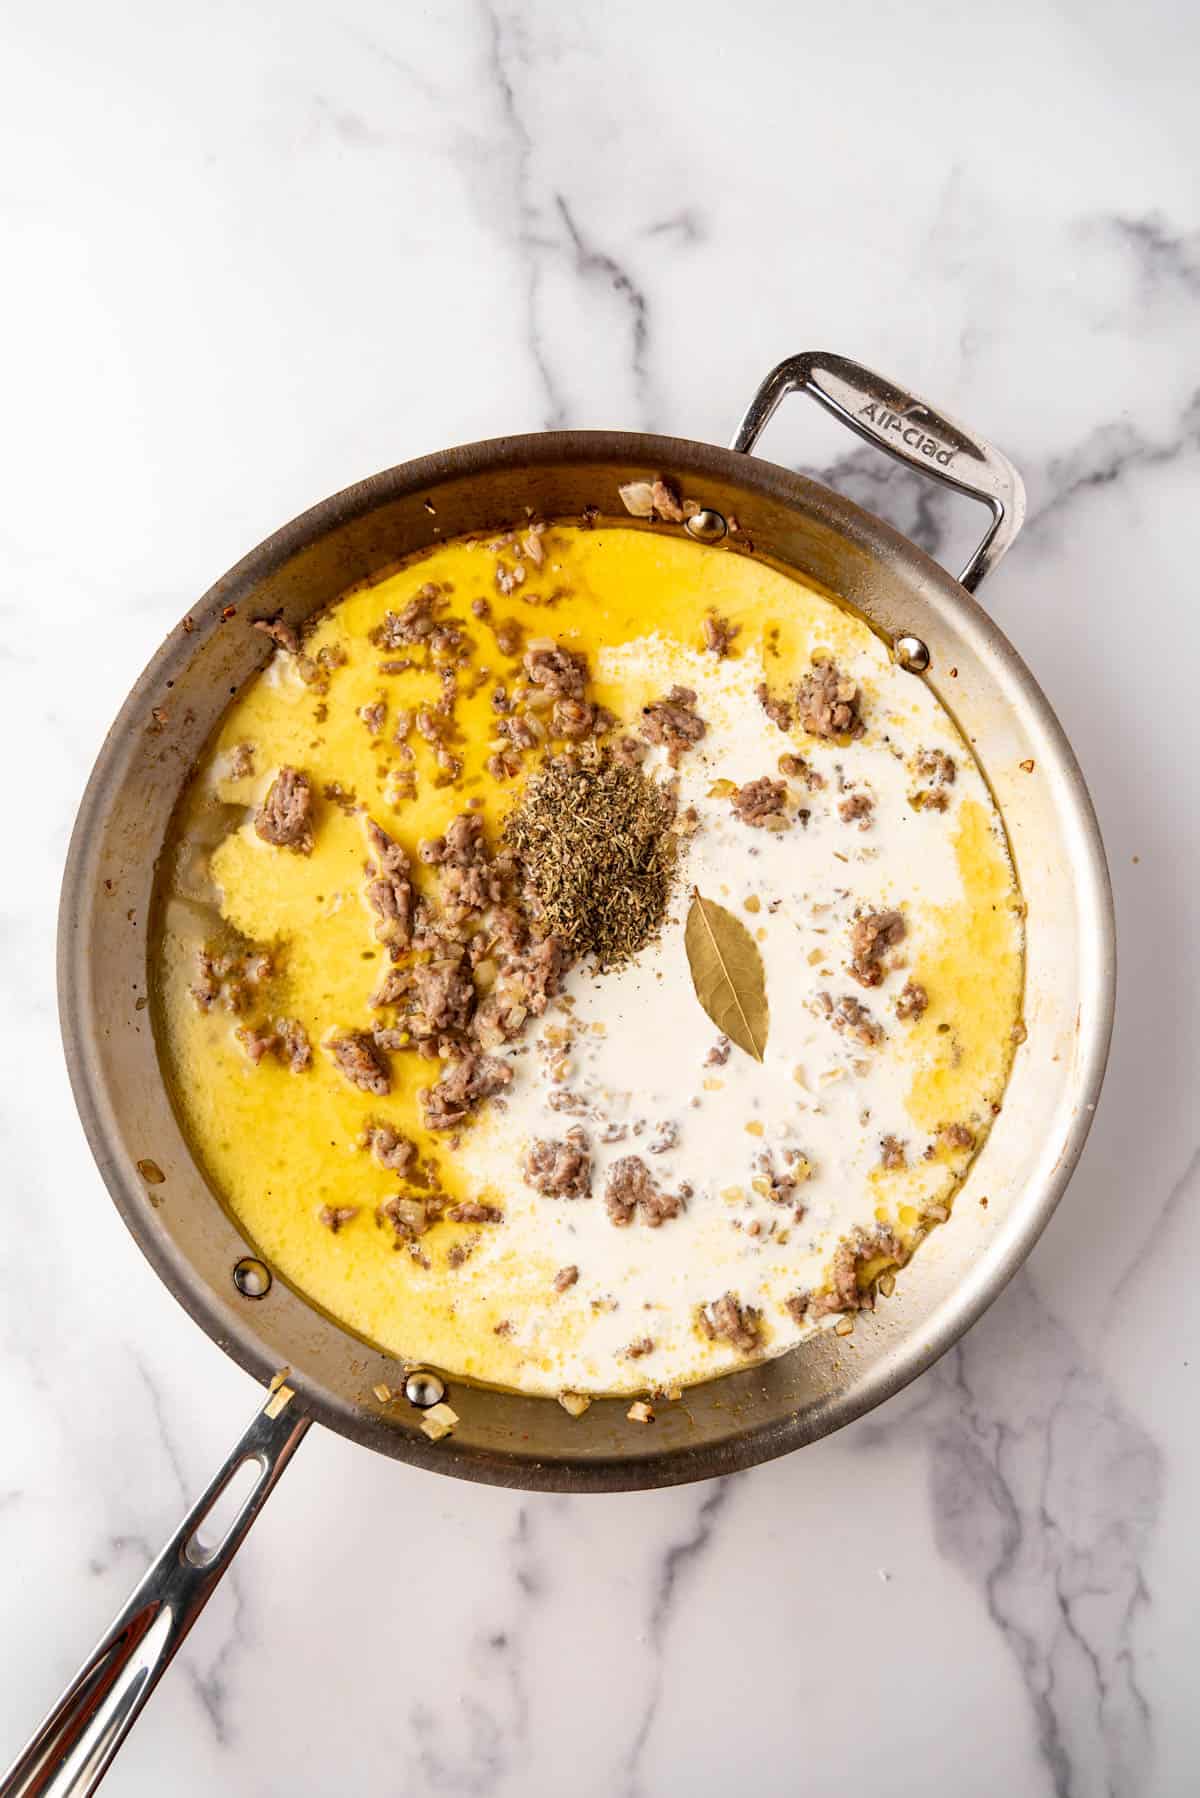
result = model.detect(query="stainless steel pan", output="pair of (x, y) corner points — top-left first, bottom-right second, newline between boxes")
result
(4, 353), (1115, 1796)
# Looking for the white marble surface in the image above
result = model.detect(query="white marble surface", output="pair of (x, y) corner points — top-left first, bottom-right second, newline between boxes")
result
(1, 1), (1198, 1792)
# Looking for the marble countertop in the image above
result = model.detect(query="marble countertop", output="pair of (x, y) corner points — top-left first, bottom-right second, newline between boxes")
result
(2, 2), (1197, 1792)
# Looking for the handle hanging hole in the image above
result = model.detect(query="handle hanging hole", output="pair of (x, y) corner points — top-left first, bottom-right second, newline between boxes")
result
(184, 1454), (268, 1567)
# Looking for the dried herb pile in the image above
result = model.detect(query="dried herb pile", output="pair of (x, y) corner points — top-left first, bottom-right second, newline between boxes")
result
(504, 745), (678, 970)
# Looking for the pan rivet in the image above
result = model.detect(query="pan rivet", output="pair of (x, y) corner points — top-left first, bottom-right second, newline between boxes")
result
(895, 634), (930, 673)
(233, 1256), (272, 1299)
(404, 1370), (446, 1409)
(685, 507), (727, 544)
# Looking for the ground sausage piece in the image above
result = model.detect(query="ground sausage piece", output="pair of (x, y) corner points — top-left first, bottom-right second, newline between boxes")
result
(612, 734), (648, 767)
(604, 1155), (683, 1227)
(405, 953), (476, 1044)
(650, 477), (687, 522)
(848, 909), (906, 988)
(939, 1121), (976, 1151)
(228, 741), (256, 779)
(328, 1030), (391, 1096)
(624, 1337), (655, 1359)
(363, 1120), (418, 1177)
(554, 1264), (579, 1293)
(420, 1052), (512, 1131)
(639, 686), (706, 765)
(190, 946), (272, 1014)
(700, 1293), (761, 1353)
(550, 696), (595, 740)
(359, 700), (387, 737)
(253, 614), (300, 655)
(318, 1205), (359, 1233)
(235, 1022), (277, 1066)
(524, 1128), (592, 1199)
(785, 1291), (811, 1325)
(818, 991), (883, 1047)
(896, 978), (928, 1021)
(730, 777), (789, 828)
(370, 585), (467, 659)
(273, 1018), (312, 1072)
(909, 747), (958, 812)
(838, 791), (874, 831)
(447, 1201), (503, 1224)
(809, 1225), (901, 1318)
(363, 818), (416, 948)
(705, 1035), (732, 1066)
(917, 748), (956, 782)
(522, 644), (588, 699)
(880, 1135), (907, 1170)
(254, 766), (314, 854)
(702, 612), (739, 658)
(381, 1194), (442, 1241)
(756, 682), (794, 732)
(796, 659), (864, 739)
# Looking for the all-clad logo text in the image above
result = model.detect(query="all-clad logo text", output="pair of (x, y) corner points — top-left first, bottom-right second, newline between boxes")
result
(859, 402), (957, 467)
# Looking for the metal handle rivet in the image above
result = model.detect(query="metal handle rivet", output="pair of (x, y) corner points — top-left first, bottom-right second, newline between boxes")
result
(404, 1370), (446, 1408)
(233, 1257), (272, 1298)
(895, 635), (931, 673)
(685, 508), (727, 544)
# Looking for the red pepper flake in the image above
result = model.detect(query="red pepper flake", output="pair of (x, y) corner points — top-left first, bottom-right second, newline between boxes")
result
(183, 615), (196, 633)
(1019, 758), (1035, 773)
(221, 604), (238, 621)
(948, 666), (958, 677)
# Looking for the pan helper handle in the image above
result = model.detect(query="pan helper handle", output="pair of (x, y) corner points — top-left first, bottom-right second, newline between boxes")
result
(0, 1384), (310, 1798)
(732, 351), (1025, 593)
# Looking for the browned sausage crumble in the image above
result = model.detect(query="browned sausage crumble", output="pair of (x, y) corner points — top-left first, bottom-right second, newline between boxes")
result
(930, 1121), (975, 1153)
(604, 1156), (685, 1228)
(189, 945), (272, 1014)
(328, 1030), (391, 1096)
(362, 1120), (419, 1177)
(236, 1016), (312, 1073)
(253, 614), (301, 656)
(796, 658), (864, 739)
(848, 909), (906, 988)
(702, 612), (739, 658)
(318, 1204), (359, 1233)
(639, 686), (707, 765)
(254, 766), (314, 854)
(447, 1201), (503, 1224)
(896, 978), (928, 1021)
(817, 991), (883, 1047)
(879, 1135), (907, 1170)
(756, 681), (794, 732)
(808, 1224), (901, 1318)
(837, 791), (874, 830)
(730, 777), (789, 828)
(523, 1129), (592, 1199)
(910, 747), (957, 811)
(420, 1052), (512, 1131)
(699, 1293), (761, 1353)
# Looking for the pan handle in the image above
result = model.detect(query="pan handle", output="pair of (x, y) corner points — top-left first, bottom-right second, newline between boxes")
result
(0, 1385), (310, 1798)
(731, 351), (1025, 593)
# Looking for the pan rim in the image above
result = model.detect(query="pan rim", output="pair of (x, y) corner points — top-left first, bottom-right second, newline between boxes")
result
(57, 428), (1116, 1491)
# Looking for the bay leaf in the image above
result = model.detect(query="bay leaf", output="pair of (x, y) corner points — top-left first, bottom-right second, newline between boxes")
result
(684, 889), (769, 1062)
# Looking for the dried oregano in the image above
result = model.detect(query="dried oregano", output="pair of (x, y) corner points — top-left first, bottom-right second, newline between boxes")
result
(504, 744), (678, 970)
